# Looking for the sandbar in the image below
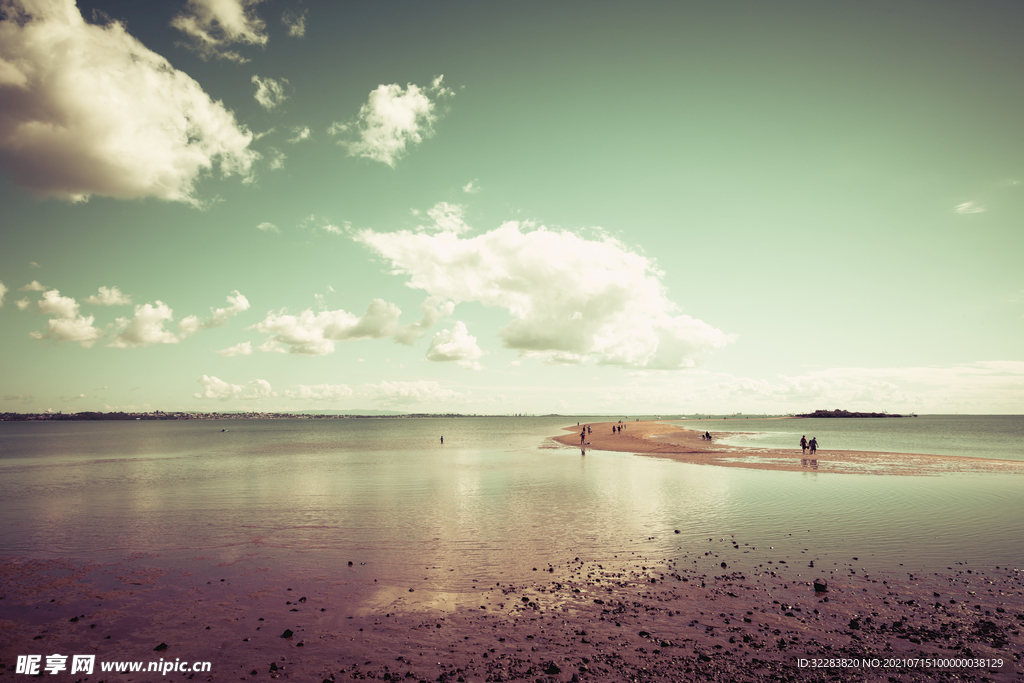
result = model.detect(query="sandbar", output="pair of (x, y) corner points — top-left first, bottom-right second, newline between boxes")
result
(554, 421), (1024, 476)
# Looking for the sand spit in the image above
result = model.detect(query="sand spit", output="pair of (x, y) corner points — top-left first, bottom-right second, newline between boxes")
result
(1, 540), (1022, 683)
(554, 421), (1024, 476)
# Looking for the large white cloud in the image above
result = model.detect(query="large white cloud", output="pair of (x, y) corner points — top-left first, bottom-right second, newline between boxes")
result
(0, 0), (257, 204)
(356, 221), (732, 368)
(426, 321), (484, 370)
(171, 0), (268, 62)
(194, 374), (274, 400)
(329, 76), (452, 167)
(253, 296), (452, 355)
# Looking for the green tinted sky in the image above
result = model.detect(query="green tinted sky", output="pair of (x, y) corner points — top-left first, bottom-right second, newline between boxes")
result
(1, 0), (1021, 414)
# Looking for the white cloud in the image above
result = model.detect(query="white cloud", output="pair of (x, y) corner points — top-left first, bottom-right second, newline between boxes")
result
(252, 296), (450, 355)
(281, 8), (306, 38)
(84, 286), (131, 306)
(108, 301), (180, 348)
(424, 201), (471, 234)
(329, 76), (453, 166)
(216, 341), (252, 357)
(37, 289), (80, 319)
(0, 0), (257, 204)
(462, 180), (479, 194)
(171, 0), (268, 62)
(321, 222), (349, 235)
(426, 321), (484, 370)
(19, 280), (46, 291)
(16, 298), (30, 310)
(360, 380), (464, 406)
(252, 75), (288, 110)
(266, 147), (286, 170)
(257, 221), (280, 233)
(178, 290), (250, 336)
(355, 221), (733, 368)
(194, 374), (274, 400)
(0, 280), (6, 307)
(955, 201), (985, 214)
(30, 314), (102, 347)
(285, 383), (354, 401)
(287, 126), (311, 143)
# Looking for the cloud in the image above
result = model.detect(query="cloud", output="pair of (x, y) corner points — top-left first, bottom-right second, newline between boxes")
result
(328, 76), (453, 166)
(281, 8), (306, 37)
(257, 221), (280, 233)
(423, 201), (471, 234)
(0, 0), (257, 204)
(178, 290), (250, 336)
(108, 301), (180, 348)
(355, 221), (733, 368)
(285, 383), (354, 401)
(15, 298), (30, 310)
(3, 393), (32, 403)
(84, 286), (131, 306)
(0, 280), (6, 307)
(252, 75), (288, 110)
(462, 180), (479, 194)
(287, 126), (311, 143)
(426, 321), (484, 370)
(29, 291), (102, 346)
(360, 380), (464, 406)
(216, 341), (252, 357)
(252, 296), (450, 355)
(955, 201), (985, 214)
(194, 374), (274, 400)
(28, 261), (39, 268)
(171, 0), (268, 62)
(19, 280), (46, 291)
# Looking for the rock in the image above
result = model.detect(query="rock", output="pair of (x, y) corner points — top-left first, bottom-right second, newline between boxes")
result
(281, 629), (293, 638)
(543, 662), (560, 675)
(813, 579), (828, 592)
(154, 643), (168, 651)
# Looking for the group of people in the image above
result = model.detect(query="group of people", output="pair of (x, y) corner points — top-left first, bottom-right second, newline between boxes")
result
(700, 431), (712, 441)
(579, 425), (592, 444)
(799, 435), (818, 455)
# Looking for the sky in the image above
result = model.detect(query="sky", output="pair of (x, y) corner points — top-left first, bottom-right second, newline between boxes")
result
(1, 0), (1022, 416)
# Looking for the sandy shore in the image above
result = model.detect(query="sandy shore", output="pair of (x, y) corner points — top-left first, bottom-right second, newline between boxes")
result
(554, 421), (1024, 476)
(1, 540), (1021, 682)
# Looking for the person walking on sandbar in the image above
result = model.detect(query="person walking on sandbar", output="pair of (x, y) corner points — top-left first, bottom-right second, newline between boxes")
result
(809, 437), (818, 455)
(800, 435), (807, 454)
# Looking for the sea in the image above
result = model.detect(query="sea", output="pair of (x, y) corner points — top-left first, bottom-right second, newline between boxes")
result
(0, 415), (1022, 592)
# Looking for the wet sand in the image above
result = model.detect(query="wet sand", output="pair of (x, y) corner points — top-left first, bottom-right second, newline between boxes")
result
(555, 421), (1024, 476)
(1, 540), (1021, 682)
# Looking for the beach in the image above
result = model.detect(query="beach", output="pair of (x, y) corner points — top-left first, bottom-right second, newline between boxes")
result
(2, 538), (1021, 681)
(1, 417), (1022, 681)
(555, 420), (1024, 476)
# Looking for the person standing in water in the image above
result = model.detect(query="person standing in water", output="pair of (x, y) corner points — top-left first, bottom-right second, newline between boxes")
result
(800, 435), (807, 454)
(440, 436), (443, 444)
(809, 437), (818, 455)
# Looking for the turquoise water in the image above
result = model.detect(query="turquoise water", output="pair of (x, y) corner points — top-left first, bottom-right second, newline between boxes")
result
(673, 414), (1024, 461)
(0, 417), (1021, 587)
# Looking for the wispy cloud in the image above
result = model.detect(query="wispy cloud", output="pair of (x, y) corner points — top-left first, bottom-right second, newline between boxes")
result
(216, 341), (253, 357)
(281, 8), (307, 38)
(256, 221), (280, 233)
(194, 375), (274, 400)
(171, 0), (268, 62)
(252, 75), (289, 110)
(954, 201), (985, 214)
(329, 76), (453, 166)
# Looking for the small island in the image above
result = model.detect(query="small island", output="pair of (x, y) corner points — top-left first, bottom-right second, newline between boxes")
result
(794, 409), (908, 418)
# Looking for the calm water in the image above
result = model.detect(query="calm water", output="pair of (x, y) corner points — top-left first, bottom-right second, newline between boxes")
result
(0, 417), (1021, 590)
(673, 415), (1024, 461)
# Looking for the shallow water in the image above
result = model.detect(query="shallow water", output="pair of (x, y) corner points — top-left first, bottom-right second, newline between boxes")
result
(0, 417), (1021, 591)
(674, 414), (1024, 461)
